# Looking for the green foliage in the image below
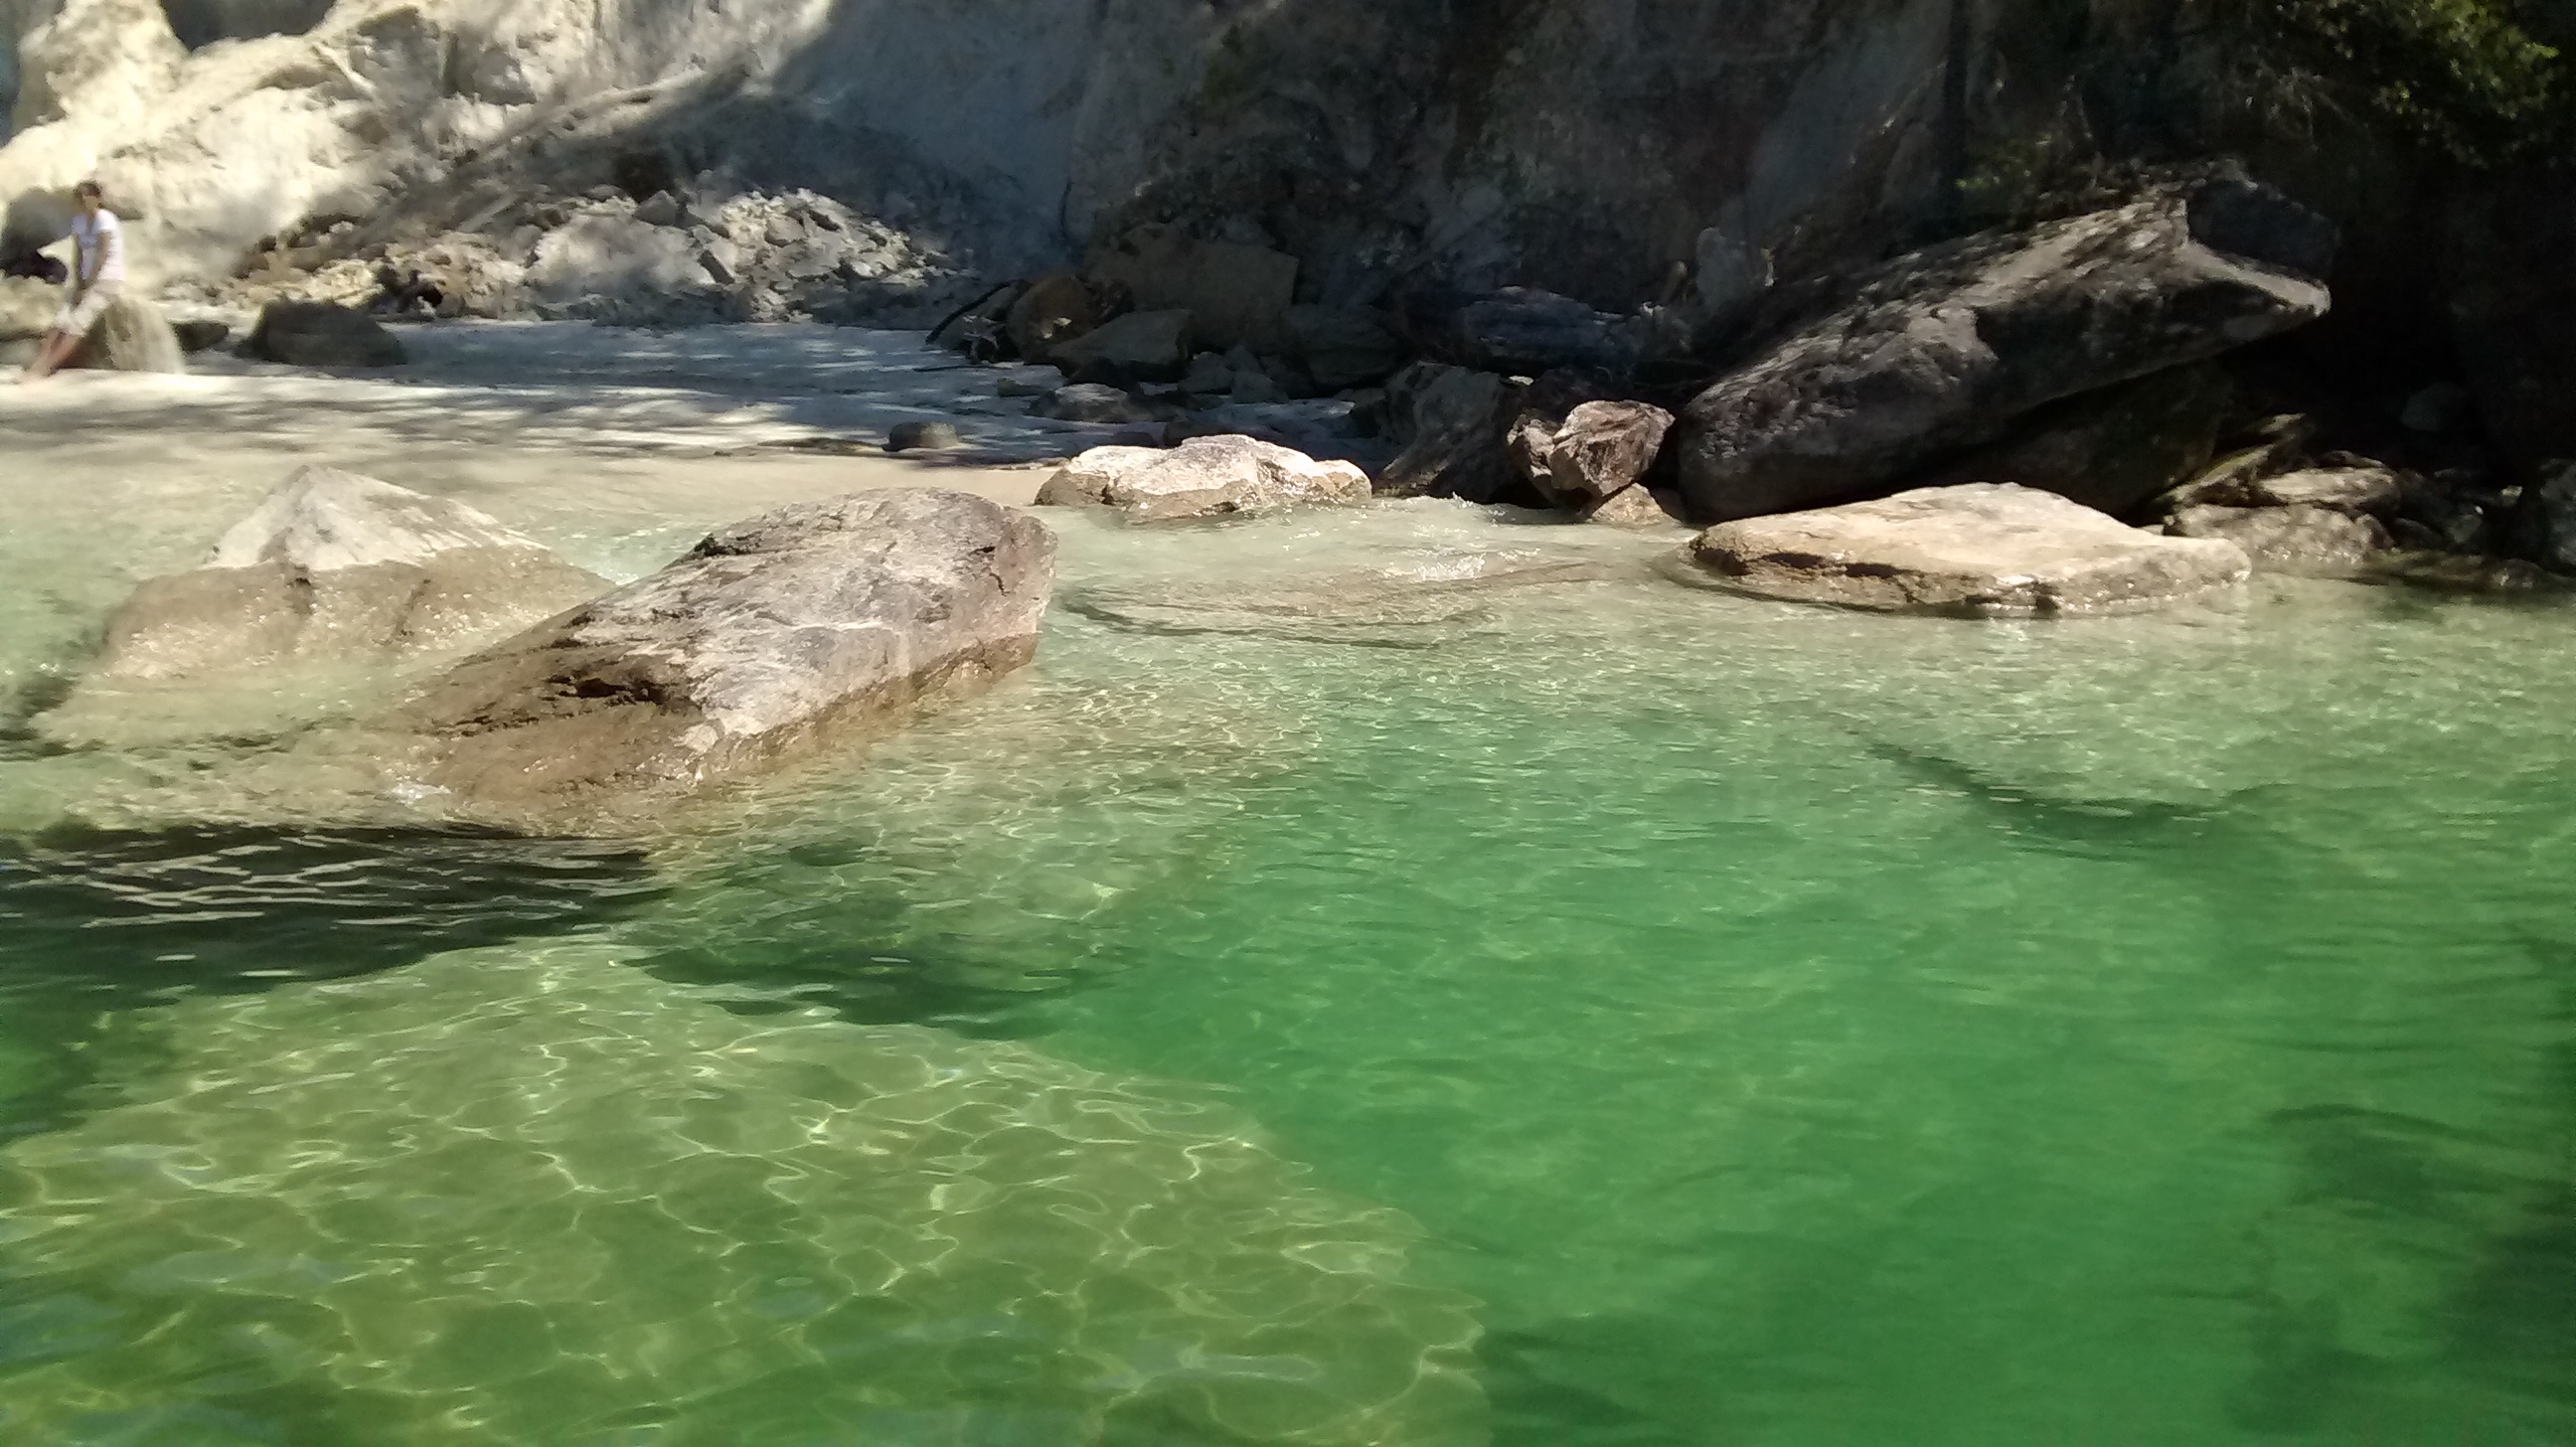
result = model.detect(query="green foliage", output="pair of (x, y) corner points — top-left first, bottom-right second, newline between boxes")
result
(2209, 0), (2565, 161)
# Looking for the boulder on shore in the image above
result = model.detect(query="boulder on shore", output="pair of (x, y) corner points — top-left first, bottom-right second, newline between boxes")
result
(1510, 400), (1675, 512)
(1376, 363), (1522, 503)
(1679, 181), (2334, 524)
(242, 301), (407, 368)
(91, 465), (611, 680)
(1037, 435), (1370, 522)
(1688, 483), (2251, 615)
(1049, 308), (1194, 383)
(69, 294), (185, 373)
(397, 488), (1055, 828)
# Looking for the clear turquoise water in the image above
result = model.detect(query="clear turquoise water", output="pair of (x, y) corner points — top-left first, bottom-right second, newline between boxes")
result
(2, 495), (2573, 1444)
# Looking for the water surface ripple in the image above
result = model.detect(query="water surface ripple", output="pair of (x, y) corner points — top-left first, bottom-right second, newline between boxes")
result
(2, 500), (2572, 1444)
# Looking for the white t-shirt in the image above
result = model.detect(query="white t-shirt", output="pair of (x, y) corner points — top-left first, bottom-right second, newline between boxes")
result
(69, 210), (124, 287)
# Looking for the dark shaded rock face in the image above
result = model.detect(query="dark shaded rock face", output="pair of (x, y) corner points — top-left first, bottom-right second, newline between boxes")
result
(398, 489), (1055, 830)
(1376, 363), (1522, 504)
(1405, 288), (1640, 376)
(2508, 464), (2576, 575)
(1688, 483), (2252, 615)
(1921, 365), (2233, 519)
(2447, 175), (2576, 479)
(1677, 185), (2334, 525)
(242, 302), (406, 368)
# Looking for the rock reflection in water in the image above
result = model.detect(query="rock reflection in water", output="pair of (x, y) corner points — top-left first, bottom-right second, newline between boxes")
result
(0, 945), (1486, 1446)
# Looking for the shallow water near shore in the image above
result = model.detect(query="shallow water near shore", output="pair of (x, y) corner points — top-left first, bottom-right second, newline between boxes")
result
(4, 344), (2575, 1444)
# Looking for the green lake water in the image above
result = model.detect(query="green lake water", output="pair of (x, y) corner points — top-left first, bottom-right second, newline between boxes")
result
(2, 490), (2572, 1445)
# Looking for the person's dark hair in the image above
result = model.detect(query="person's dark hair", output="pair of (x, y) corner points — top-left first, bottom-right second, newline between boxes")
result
(72, 180), (101, 202)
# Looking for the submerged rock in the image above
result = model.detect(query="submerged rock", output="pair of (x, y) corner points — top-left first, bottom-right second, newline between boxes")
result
(241, 300), (406, 368)
(88, 466), (609, 681)
(1679, 184), (2334, 523)
(1037, 435), (1370, 521)
(2167, 503), (2393, 577)
(1688, 483), (2251, 615)
(1030, 382), (1157, 424)
(398, 488), (1054, 828)
(0, 944), (1486, 1444)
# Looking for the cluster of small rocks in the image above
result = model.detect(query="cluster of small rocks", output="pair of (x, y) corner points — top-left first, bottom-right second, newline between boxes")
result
(202, 186), (979, 329)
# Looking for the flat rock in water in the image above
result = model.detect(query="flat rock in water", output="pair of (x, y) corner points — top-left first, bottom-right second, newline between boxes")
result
(1037, 435), (1370, 521)
(90, 466), (610, 680)
(397, 488), (1055, 828)
(2167, 503), (2392, 577)
(1688, 483), (2251, 615)
(1583, 484), (1688, 528)
(1679, 182), (2334, 523)
(1031, 383), (1155, 424)
(242, 301), (406, 368)
(2240, 466), (2404, 515)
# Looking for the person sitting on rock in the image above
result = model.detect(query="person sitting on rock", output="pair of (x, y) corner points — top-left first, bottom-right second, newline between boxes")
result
(22, 181), (124, 382)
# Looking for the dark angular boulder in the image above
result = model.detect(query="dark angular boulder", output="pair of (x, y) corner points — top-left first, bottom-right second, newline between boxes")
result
(1678, 183), (2334, 524)
(1919, 365), (2232, 519)
(242, 301), (406, 368)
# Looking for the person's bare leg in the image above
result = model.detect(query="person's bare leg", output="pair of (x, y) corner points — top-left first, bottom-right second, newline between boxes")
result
(22, 328), (77, 382)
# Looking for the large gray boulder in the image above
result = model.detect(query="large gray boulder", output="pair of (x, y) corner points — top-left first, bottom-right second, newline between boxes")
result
(398, 488), (1055, 828)
(91, 466), (610, 680)
(1679, 184), (2334, 524)
(1037, 435), (1370, 522)
(69, 294), (185, 373)
(242, 301), (406, 368)
(1688, 483), (2251, 615)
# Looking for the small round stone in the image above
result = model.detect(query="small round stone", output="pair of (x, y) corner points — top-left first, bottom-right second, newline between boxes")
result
(886, 420), (964, 453)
